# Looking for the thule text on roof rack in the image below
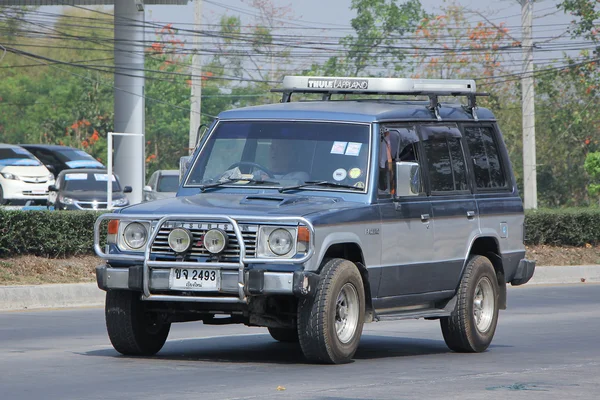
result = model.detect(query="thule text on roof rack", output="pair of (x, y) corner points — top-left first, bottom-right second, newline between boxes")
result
(271, 75), (488, 121)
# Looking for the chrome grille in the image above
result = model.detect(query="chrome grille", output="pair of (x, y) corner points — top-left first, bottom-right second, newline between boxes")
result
(150, 221), (258, 259)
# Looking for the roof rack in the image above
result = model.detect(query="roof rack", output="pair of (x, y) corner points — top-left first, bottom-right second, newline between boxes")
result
(271, 76), (488, 121)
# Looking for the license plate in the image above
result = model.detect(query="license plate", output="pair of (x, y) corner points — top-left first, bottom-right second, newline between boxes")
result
(169, 268), (220, 291)
(32, 190), (47, 195)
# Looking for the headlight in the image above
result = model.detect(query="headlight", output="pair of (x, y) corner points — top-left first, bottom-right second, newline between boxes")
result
(0, 172), (19, 180)
(47, 174), (55, 181)
(257, 226), (297, 258)
(168, 228), (193, 253)
(112, 197), (128, 206)
(268, 228), (294, 255)
(59, 195), (75, 205)
(203, 229), (227, 254)
(122, 222), (148, 250)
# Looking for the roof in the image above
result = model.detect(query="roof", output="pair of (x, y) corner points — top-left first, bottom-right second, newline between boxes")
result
(218, 100), (495, 123)
(157, 170), (179, 176)
(20, 144), (78, 151)
(0, 143), (19, 148)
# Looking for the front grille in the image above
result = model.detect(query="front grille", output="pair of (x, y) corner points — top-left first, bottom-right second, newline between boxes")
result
(77, 201), (108, 209)
(21, 176), (48, 184)
(150, 221), (258, 260)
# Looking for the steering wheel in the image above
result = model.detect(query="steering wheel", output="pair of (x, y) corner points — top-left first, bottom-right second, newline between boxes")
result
(226, 161), (276, 179)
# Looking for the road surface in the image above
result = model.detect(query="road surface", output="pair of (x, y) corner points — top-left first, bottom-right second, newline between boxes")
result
(0, 284), (598, 399)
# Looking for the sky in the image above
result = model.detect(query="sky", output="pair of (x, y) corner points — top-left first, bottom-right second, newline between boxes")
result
(38, 0), (582, 76)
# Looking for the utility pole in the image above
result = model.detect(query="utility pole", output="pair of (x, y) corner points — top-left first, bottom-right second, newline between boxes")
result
(188, 0), (203, 153)
(521, 0), (537, 209)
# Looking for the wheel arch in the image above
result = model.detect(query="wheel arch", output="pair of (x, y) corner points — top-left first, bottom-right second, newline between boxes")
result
(466, 236), (507, 310)
(321, 242), (373, 315)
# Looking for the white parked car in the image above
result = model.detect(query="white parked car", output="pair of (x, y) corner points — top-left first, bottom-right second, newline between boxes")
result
(0, 144), (55, 205)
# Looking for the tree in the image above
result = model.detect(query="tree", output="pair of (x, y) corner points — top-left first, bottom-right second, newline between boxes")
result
(584, 152), (600, 204)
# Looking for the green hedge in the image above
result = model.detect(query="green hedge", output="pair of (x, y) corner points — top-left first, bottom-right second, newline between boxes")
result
(0, 208), (599, 258)
(0, 210), (104, 258)
(524, 208), (600, 247)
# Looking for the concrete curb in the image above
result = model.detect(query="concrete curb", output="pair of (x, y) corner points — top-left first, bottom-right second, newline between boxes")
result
(1, 265), (600, 311)
(0, 283), (104, 311)
(527, 265), (600, 285)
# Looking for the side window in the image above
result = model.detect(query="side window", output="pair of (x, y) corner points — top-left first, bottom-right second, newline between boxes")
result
(421, 125), (469, 193)
(378, 125), (422, 197)
(464, 126), (507, 189)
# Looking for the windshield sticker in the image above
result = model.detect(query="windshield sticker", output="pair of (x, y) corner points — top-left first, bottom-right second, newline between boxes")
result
(65, 173), (88, 181)
(65, 160), (103, 169)
(354, 181), (365, 189)
(345, 142), (362, 156)
(348, 168), (362, 179)
(333, 168), (347, 181)
(94, 174), (116, 182)
(331, 141), (347, 155)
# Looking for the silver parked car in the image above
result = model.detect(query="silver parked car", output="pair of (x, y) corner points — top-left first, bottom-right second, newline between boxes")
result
(143, 170), (179, 202)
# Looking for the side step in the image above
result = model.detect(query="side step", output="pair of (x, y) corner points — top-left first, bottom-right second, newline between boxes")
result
(371, 295), (457, 322)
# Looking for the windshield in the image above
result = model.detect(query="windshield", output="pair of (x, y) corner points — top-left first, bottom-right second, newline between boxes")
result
(157, 175), (179, 192)
(0, 148), (41, 166)
(56, 149), (104, 168)
(186, 121), (370, 192)
(62, 172), (121, 192)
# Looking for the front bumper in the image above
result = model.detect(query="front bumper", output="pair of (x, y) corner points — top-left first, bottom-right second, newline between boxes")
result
(0, 178), (51, 201)
(510, 258), (536, 286)
(96, 264), (319, 299)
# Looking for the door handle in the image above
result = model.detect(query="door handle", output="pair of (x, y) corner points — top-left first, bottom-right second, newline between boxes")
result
(467, 210), (476, 219)
(421, 213), (430, 222)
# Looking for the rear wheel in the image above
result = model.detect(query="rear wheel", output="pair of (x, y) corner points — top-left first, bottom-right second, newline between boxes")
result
(268, 327), (299, 343)
(105, 290), (171, 356)
(440, 255), (499, 353)
(297, 258), (365, 364)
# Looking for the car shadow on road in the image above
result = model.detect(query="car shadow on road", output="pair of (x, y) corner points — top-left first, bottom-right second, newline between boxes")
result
(80, 333), (486, 364)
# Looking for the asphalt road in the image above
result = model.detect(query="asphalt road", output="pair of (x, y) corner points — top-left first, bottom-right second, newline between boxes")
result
(1, 284), (599, 400)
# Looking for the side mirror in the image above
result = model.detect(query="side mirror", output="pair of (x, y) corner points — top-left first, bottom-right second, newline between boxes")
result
(179, 156), (192, 183)
(123, 186), (133, 193)
(395, 162), (421, 197)
(48, 185), (58, 192)
(143, 185), (152, 192)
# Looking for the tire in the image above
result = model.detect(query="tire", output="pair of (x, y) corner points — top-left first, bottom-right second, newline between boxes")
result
(105, 290), (171, 356)
(297, 258), (365, 364)
(268, 327), (299, 343)
(440, 255), (499, 353)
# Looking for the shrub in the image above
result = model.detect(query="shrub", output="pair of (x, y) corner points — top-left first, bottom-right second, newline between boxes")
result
(0, 210), (103, 258)
(525, 208), (600, 247)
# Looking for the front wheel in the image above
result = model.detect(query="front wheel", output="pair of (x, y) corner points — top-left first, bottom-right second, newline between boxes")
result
(440, 255), (499, 353)
(105, 290), (171, 356)
(0, 185), (7, 205)
(297, 258), (365, 364)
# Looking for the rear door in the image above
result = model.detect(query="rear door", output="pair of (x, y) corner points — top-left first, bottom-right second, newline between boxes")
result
(420, 124), (479, 292)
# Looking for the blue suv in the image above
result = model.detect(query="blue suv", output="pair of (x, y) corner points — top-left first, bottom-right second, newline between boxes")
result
(94, 76), (535, 364)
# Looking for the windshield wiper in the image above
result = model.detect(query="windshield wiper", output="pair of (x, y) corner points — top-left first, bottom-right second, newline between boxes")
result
(279, 180), (362, 193)
(199, 178), (280, 192)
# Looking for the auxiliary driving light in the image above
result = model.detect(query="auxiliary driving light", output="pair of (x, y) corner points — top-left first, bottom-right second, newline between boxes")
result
(168, 228), (193, 253)
(203, 229), (228, 254)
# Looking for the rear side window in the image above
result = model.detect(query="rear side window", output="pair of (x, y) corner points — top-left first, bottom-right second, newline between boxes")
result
(421, 125), (468, 193)
(464, 127), (507, 189)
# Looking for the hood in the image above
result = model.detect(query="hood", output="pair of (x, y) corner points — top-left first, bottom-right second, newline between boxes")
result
(62, 190), (125, 202)
(0, 165), (51, 178)
(121, 192), (363, 218)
